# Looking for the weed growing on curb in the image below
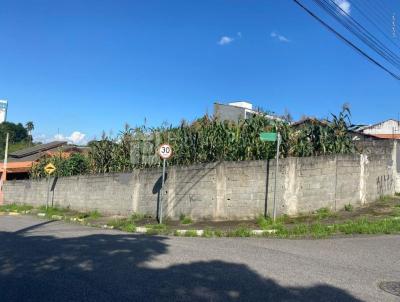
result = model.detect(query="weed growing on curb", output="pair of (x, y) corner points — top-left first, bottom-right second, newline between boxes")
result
(344, 204), (353, 212)
(131, 212), (144, 221)
(0, 203), (33, 213)
(89, 210), (101, 219)
(184, 230), (198, 237)
(179, 214), (193, 225)
(228, 227), (251, 237)
(378, 195), (393, 203)
(107, 218), (136, 232)
(256, 215), (270, 229)
(315, 207), (334, 219)
(202, 228), (214, 238)
(38, 206), (70, 218)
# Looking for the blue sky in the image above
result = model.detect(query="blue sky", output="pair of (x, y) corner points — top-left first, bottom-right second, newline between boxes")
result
(1, 0), (400, 144)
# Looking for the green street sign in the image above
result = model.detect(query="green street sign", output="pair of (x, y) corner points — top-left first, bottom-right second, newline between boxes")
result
(260, 132), (277, 142)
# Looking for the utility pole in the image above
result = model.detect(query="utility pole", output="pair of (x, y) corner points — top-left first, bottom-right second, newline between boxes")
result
(1, 133), (10, 204)
(3, 133), (9, 182)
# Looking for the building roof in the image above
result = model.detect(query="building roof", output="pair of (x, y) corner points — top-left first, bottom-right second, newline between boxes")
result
(291, 118), (329, 127)
(1, 141), (85, 175)
(9, 141), (68, 159)
(365, 134), (400, 139)
(360, 119), (400, 131)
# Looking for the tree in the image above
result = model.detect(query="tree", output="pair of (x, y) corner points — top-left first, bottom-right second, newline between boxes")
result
(0, 122), (30, 157)
(25, 121), (35, 145)
(25, 121), (34, 135)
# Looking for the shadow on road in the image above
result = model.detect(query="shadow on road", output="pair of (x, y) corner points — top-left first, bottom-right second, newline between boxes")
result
(0, 225), (362, 301)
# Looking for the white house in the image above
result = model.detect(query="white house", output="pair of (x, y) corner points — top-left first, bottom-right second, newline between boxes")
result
(360, 119), (400, 139)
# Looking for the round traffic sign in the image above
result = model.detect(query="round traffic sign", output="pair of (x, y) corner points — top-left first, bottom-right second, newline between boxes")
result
(158, 144), (173, 160)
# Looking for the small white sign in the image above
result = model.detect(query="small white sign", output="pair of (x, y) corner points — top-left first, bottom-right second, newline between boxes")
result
(158, 144), (173, 160)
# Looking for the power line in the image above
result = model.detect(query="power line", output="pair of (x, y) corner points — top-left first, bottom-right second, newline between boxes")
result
(350, 0), (400, 50)
(353, 0), (398, 34)
(292, 0), (400, 80)
(313, 0), (400, 71)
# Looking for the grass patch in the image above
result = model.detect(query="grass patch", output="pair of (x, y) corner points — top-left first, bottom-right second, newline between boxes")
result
(146, 224), (166, 230)
(256, 215), (270, 229)
(395, 192), (400, 197)
(88, 210), (101, 219)
(184, 230), (198, 237)
(337, 218), (400, 235)
(74, 210), (101, 220)
(214, 230), (224, 237)
(227, 226), (251, 237)
(38, 206), (70, 217)
(202, 228), (214, 238)
(0, 203), (33, 213)
(315, 207), (334, 219)
(179, 214), (193, 225)
(107, 218), (136, 232)
(267, 217), (400, 239)
(130, 212), (145, 221)
(146, 228), (162, 235)
(378, 195), (393, 203)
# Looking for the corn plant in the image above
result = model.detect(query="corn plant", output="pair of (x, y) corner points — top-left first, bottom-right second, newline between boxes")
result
(30, 107), (356, 179)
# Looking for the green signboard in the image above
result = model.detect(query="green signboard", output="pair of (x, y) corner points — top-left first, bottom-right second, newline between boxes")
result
(259, 132), (277, 142)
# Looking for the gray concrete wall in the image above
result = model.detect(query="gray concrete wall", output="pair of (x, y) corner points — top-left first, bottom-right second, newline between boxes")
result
(3, 146), (397, 220)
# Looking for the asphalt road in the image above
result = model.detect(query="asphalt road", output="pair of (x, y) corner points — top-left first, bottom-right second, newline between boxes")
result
(0, 215), (399, 302)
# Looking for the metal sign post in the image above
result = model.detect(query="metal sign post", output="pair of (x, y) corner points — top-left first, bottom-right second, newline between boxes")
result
(158, 144), (173, 224)
(44, 163), (56, 210)
(46, 175), (51, 210)
(273, 133), (281, 222)
(259, 131), (281, 222)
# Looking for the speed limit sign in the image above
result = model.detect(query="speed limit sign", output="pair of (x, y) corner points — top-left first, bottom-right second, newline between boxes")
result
(158, 144), (173, 160)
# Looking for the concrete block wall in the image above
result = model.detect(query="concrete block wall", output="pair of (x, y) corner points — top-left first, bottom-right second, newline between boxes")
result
(3, 144), (397, 220)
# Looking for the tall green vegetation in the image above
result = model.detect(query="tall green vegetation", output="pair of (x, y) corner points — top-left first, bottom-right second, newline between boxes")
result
(30, 107), (356, 179)
(279, 105), (355, 157)
(88, 125), (133, 174)
(30, 153), (90, 179)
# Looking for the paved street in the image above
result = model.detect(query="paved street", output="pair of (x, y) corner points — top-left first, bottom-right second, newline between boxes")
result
(0, 215), (399, 301)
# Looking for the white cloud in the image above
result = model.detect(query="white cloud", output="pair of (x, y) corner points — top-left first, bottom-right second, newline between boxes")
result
(334, 0), (351, 15)
(67, 131), (86, 144)
(270, 31), (290, 43)
(218, 36), (234, 45)
(35, 131), (87, 145)
(217, 32), (242, 46)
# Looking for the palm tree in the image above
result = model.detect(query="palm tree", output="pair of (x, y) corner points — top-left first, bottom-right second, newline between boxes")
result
(25, 121), (34, 142)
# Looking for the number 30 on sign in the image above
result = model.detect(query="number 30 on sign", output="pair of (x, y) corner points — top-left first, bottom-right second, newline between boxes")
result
(158, 144), (173, 160)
